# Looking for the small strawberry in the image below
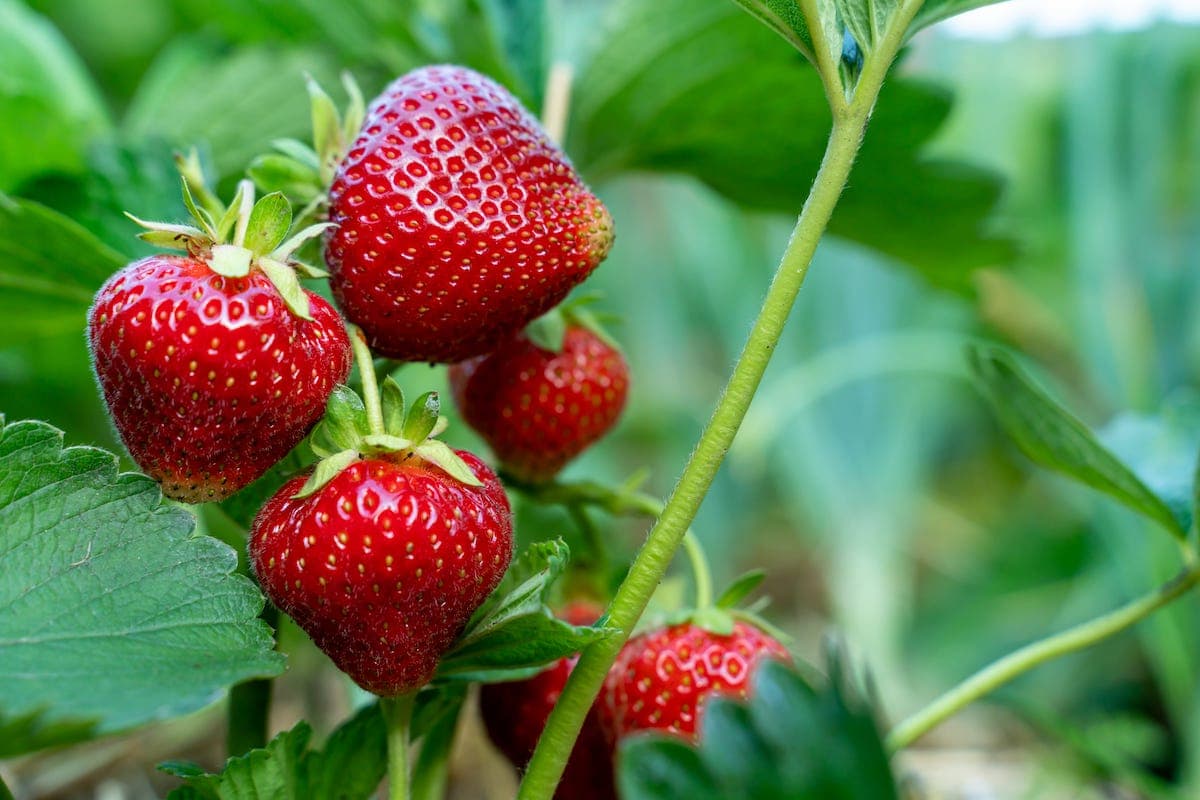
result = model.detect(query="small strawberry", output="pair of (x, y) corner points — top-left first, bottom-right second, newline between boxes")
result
(480, 601), (615, 799)
(600, 620), (791, 742)
(88, 171), (350, 502)
(249, 357), (514, 696)
(448, 312), (629, 483)
(324, 65), (614, 363)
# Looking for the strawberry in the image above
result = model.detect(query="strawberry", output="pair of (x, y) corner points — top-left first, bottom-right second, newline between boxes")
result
(600, 621), (790, 741)
(324, 65), (614, 363)
(88, 175), (350, 502)
(249, 370), (514, 696)
(448, 320), (629, 483)
(480, 601), (615, 799)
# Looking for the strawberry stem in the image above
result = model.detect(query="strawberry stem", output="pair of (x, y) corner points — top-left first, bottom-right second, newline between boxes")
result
(886, 562), (1200, 751)
(381, 692), (416, 800)
(680, 531), (714, 610)
(515, 2), (929, 795)
(349, 324), (386, 437)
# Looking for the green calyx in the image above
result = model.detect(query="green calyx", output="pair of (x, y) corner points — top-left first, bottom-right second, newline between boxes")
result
(296, 328), (483, 499)
(247, 72), (365, 224)
(126, 153), (332, 321)
(524, 295), (622, 353)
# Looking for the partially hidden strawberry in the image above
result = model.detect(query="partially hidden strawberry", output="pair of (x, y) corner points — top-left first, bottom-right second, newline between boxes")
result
(480, 601), (615, 800)
(324, 64), (614, 363)
(88, 171), (349, 502)
(249, 375), (514, 695)
(449, 317), (629, 483)
(600, 621), (791, 742)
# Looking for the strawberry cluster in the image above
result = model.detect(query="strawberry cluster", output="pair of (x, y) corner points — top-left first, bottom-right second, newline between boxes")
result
(87, 65), (625, 701)
(87, 61), (786, 796)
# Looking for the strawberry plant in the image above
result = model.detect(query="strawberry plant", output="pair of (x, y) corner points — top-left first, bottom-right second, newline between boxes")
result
(5, 0), (1200, 799)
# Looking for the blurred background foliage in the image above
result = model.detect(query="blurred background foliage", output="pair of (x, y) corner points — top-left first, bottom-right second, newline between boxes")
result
(4, 0), (1200, 797)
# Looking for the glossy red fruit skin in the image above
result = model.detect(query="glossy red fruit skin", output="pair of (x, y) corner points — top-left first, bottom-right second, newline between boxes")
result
(480, 602), (615, 800)
(325, 65), (614, 363)
(87, 254), (350, 503)
(600, 622), (790, 742)
(449, 326), (629, 483)
(249, 453), (513, 696)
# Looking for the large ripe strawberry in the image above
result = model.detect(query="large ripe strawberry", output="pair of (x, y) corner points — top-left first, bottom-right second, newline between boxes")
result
(324, 65), (614, 363)
(600, 621), (790, 741)
(480, 601), (615, 799)
(249, 380), (514, 695)
(449, 318), (629, 483)
(88, 177), (349, 502)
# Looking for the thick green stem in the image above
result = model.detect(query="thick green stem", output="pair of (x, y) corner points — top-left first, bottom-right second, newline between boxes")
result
(226, 605), (279, 755)
(516, 56), (887, 800)
(349, 324), (385, 436)
(381, 694), (416, 800)
(514, 4), (927, 794)
(887, 565), (1200, 751)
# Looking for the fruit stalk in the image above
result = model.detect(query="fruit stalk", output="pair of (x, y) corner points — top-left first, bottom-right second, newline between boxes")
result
(516, 5), (926, 795)
(350, 325), (385, 436)
(381, 693), (416, 800)
(886, 562), (1200, 751)
(226, 606), (278, 755)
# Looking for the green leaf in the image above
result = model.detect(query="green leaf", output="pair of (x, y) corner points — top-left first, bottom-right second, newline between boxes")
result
(1098, 396), (1200, 537)
(571, 0), (1012, 290)
(0, 0), (110, 193)
(313, 386), (370, 456)
(0, 196), (124, 338)
(123, 40), (339, 182)
(437, 540), (614, 681)
(403, 391), (441, 443)
(0, 707), (97, 758)
(380, 376), (407, 435)
(412, 439), (483, 487)
(294, 449), (360, 499)
(715, 570), (767, 609)
(619, 658), (897, 799)
(727, 0), (814, 58)
(834, 0), (900, 54)
(0, 418), (284, 755)
(969, 346), (1186, 540)
(525, 309), (567, 353)
(438, 0), (545, 106)
(163, 703), (387, 799)
(208, 244), (253, 278)
(244, 192), (293, 256)
(258, 256), (312, 321)
(909, 1), (1013, 38)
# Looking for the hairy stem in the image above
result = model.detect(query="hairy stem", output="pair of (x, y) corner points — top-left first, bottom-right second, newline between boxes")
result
(381, 693), (416, 800)
(515, 4), (927, 793)
(349, 324), (385, 436)
(226, 605), (279, 755)
(887, 565), (1200, 751)
(517, 52), (889, 800)
(682, 531), (714, 609)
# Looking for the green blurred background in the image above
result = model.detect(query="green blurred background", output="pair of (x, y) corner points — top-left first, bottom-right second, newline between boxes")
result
(4, 0), (1200, 797)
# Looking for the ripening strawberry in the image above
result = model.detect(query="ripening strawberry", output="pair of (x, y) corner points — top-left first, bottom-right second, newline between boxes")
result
(249, 384), (514, 696)
(448, 323), (629, 483)
(480, 602), (615, 799)
(88, 178), (350, 503)
(324, 65), (614, 363)
(600, 621), (790, 741)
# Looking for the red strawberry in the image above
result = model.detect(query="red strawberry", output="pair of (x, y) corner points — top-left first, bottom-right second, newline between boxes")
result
(448, 324), (629, 483)
(324, 65), (614, 363)
(600, 621), (790, 741)
(88, 180), (350, 503)
(250, 443), (513, 694)
(480, 602), (615, 799)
